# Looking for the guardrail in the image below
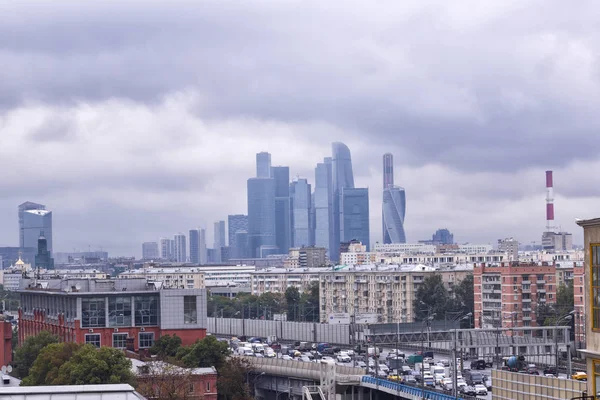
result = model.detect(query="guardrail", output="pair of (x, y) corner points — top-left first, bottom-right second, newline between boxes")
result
(361, 376), (464, 400)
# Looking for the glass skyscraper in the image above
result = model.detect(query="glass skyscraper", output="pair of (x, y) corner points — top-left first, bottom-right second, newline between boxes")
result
(291, 178), (312, 247)
(256, 152), (272, 178)
(314, 158), (333, 256)
(213, 220), (226, 263)
(19, 202), (52, 254)
(382, 153), (407, 243)
(341, 188), (370, 250)
(173, 233), (187, 262)
(331, 142), (355, 261)
(272, 166), (291, 254)
(247, 177), (276, 258)
(189, 230), (199, 263)
(228, 215), (248, 258)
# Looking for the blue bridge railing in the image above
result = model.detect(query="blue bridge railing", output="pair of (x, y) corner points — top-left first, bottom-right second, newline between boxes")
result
(361, 376), (462, 400)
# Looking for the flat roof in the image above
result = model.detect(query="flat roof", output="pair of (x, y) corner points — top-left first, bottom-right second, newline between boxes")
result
(576, 217), (600, 227)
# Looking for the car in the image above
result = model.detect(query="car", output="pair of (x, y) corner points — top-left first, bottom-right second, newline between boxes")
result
(474, 384), (488, 396)
(572, 371), (588, 381)
(255, 353), (264, 358)
(387, 374), (401, 381)
(321, 356), (335, 362)
(543, 366), (558, 376)
(282, 355), (292, 360)
(441, 378), (453, 391)
(345, 349), (355, 356)
(424, 376), (435, 387)
(460, 385), (477, 396)
(434, 373), (445, 385)
(264, 349), (276, 358)
(403, 375), (417, 384)
(376, 370), (387, 378)
(526, 367), (539, 375)
(378, 364), (390, 374)
(299, 356), (312, 363)
(355, 361), (367, 368)
(439, 359), (450, 367)
(337, 354), (351, 363)
(470, 359), (486, 370)
(456, 380), (467, 391)
(482, 375), (492, 391)
(321, 347), (336, 355)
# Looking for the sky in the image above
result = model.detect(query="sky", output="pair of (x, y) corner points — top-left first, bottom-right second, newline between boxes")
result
(2, 0), (600, 257)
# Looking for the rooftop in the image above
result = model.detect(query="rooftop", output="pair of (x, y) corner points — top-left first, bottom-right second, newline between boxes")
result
(130, 358), (216, 376)
(0, 384), (145, 399)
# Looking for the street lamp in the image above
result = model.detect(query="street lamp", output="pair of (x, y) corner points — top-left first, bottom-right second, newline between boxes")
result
(554, 310), (575, 373)
(420, 314), (435, 399)
(452, 312), (472, 399)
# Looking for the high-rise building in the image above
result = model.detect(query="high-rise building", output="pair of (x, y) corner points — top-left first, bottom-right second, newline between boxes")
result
(497, 237), (519, 261)
(213, 221), (226, 263)
(256, 152), (272, 178)
(189, 230), (199, 264)
(382, 186), (406, 244)
(234, 231), (249, 259)
(35, 232), (54, 269)
(174, 233), (187, 263)
(159, 238), (172, 260)
(341, 188), (370, 250)
(314, 158), (333, 257)
(383, 153), (394, 188)
(199, 228), (207, 265)
(432, 229), (454, 244)
(142, 242), (159, 260)
(228, 215), (248, 259)
(19, 202), (52, 254)
(291, 178), (312, 247)
(331, 143), (355, 261)
(272, 166), (291, 255)
(247, 177), (276, 258)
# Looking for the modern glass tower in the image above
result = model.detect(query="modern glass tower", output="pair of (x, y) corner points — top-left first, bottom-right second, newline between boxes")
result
(189, 230), (199, 263)
(331, 142), (355, 261)
(314, 158), (333, 256)
(290, 178), (312, 247)
(272, 166), (291, 254)
(247, 177), (276, 258)
(213, 220), (226, 263)
(341, 188), (370, 250)
(382, 186), (407, 243)
(20, 204), (53, 254)
(173, 233), (187, 263)
(228, 215), (248, 258)
(256, 152), (272, 178)
(382, 153), (407, 243)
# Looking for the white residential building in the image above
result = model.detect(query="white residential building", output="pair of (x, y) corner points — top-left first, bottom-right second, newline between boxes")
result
(250, 267), (329, 295)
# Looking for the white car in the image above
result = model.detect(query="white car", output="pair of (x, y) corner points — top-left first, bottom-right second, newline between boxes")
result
(474, 384), (488, 396)
(356, 361), (367, 368)
(439, 359), (450, 367)
(337, 354), (351, 363)
(321, 356), (335, 362)
(282, 355), (292, 360)
(378, 364), (390, 374)
(456, 380), (467, 390)
(346, 349), (355, 356)
(434, 373), (445, 385)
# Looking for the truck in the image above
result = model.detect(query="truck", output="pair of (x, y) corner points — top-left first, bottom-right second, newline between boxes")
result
(296, 342), (313, 352)
(407, 354), (423, 366)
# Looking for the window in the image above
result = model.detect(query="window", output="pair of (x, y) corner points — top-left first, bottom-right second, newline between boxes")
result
(189, 384), (195, 394)
(135, 296), (159, 326)
(82, 298), (106, 327)
(139, 332), (155, 348)
(592, 245), (600, 329)
(109, 297), (132, 327)
(184, 296), (197, 324)
(594, 360), (600, 397)
(85, 334), (101, 348)
(113, 333), (128, 348)
(206, 382), (211, 392)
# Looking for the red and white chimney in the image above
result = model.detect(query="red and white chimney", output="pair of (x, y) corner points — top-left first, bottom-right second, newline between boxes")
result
(546, 170), (554, 231)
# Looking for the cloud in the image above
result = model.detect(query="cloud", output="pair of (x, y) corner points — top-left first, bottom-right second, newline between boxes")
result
(0, 0), (599, 254)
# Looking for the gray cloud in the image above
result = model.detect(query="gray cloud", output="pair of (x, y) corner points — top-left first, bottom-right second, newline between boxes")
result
(1, 1), (599, 254)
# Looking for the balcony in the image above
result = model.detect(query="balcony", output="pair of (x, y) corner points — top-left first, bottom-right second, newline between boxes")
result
(522, 316), (532, 321)
(522, 287), (531, 293)
(522, 280), (531, 285)
(539, 297), (547, 303)
(522, 298), (532, 303)
(537, 280), (546, 285)
(537, 288), (546, 293)
(522, 306), (532, 312)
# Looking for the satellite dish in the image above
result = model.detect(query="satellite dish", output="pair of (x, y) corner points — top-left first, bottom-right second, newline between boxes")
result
(1, 366), (6, 373)
(75, 284), (81, 291)
(7, 365), (12, 373)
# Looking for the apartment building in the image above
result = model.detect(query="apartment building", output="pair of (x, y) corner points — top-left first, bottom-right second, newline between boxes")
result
(250, 267), (327, 295)
(474, 262), (558, 332)
(285, 247), (328, 268)
(319, 264), (472, 323)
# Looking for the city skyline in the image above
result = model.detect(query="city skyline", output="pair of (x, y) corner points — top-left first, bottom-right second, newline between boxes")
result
(1, 2), (596, 257)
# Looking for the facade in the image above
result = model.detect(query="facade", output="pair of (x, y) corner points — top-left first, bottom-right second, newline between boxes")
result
(247, 177), (276, 258)
(0, 318), (11, 370)
(35, 234), (54, 269)
(542, 231), (573, 251)
(256, 151), (272, 178)
(18, 201), (46, 247)
(373, 243), (437, 253)
(131, 359), (217, 400)
(473, 262), (557, 332)
(319, 264), (472, 323)
(142, 242), (159, 260)
(331, 142), (355, 261)
(120, 265), (257, 288)
(382, 186), (407, 244)
(189, 230), (199, 264)
(233, 231), (249, 259)
(159, 238), (173, 261)
(199, 229), (207, 265)
(341, 188), (370, 250)
(18, 278), (208, 352)
(21, 208), (53, 254)
(250, 267), (327, 295)
(497, 237), (519, 261)
(291, 178), (312, 247)
(272, 166), (291, 255)
(173, 233), (187, 263)
(227, 214), (248, 258)
(314, 158), (333, 257)
(212, 221), (225, 263)
(286, 247), (328, 268)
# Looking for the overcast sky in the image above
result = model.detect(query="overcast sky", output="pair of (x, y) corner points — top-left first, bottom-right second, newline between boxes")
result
(2, 1), (599, 257)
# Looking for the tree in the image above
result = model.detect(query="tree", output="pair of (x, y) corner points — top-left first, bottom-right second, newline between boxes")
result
(22, 343), (134, 386)
(151, 334), (183, 360)
(217, 357), (253, 400)
(14, 330), (59, 378)
(134, 361), (197, 400)
(555, 282), (574, 315)
(285, 287), (300, 321)
(177, 335), (230, 370)
(453, 275), (475, 327)
(413, 274), (453, 322)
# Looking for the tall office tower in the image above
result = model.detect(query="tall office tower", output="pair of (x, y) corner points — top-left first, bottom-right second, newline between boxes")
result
(159, 238), (172, 260)
(169, 239), (176, 261)
(272, 166), (291, 254)
(331, 143), (355, 261)
(35, 232), (54, 269)
(290, 178), (312, 247)
(199, 228), (207, 264)
(314, 158), (333, 257)
(19, 202), (53, 253)
(213, 221), (226, 263)
(382, 186), (407, 244)
(341, 188), (370, 250)
(234, 231), (249, 258)
(228, 215), (248, 258)
(142, 242), (159, 260)
(256, 152), (272, 178)
(310, 192), (316, 246)
(383, 153), (394, 188)
(189, 230), (199, 264)
(247, 177), (276, 258)
(173, 233), (187, 262)
(432, 228), (454, 244)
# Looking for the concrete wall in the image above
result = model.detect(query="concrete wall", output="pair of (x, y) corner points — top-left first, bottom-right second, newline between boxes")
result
(492, 370), (586, 400)
(208, 318), (350, 345)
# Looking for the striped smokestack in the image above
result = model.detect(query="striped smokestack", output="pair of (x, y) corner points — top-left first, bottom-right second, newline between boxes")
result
(546, 170), (554, 230)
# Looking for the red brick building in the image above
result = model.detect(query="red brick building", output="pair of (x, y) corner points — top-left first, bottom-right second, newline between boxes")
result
(18, 278), (207, 351)
(0, 318), (12, 367)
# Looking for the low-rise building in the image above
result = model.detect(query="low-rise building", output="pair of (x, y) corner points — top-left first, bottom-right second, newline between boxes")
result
(285, 246), (328, 268)
(18, 278), (208, 352)
(251, 267), (327, 295)
(319, 264), (472, 323)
